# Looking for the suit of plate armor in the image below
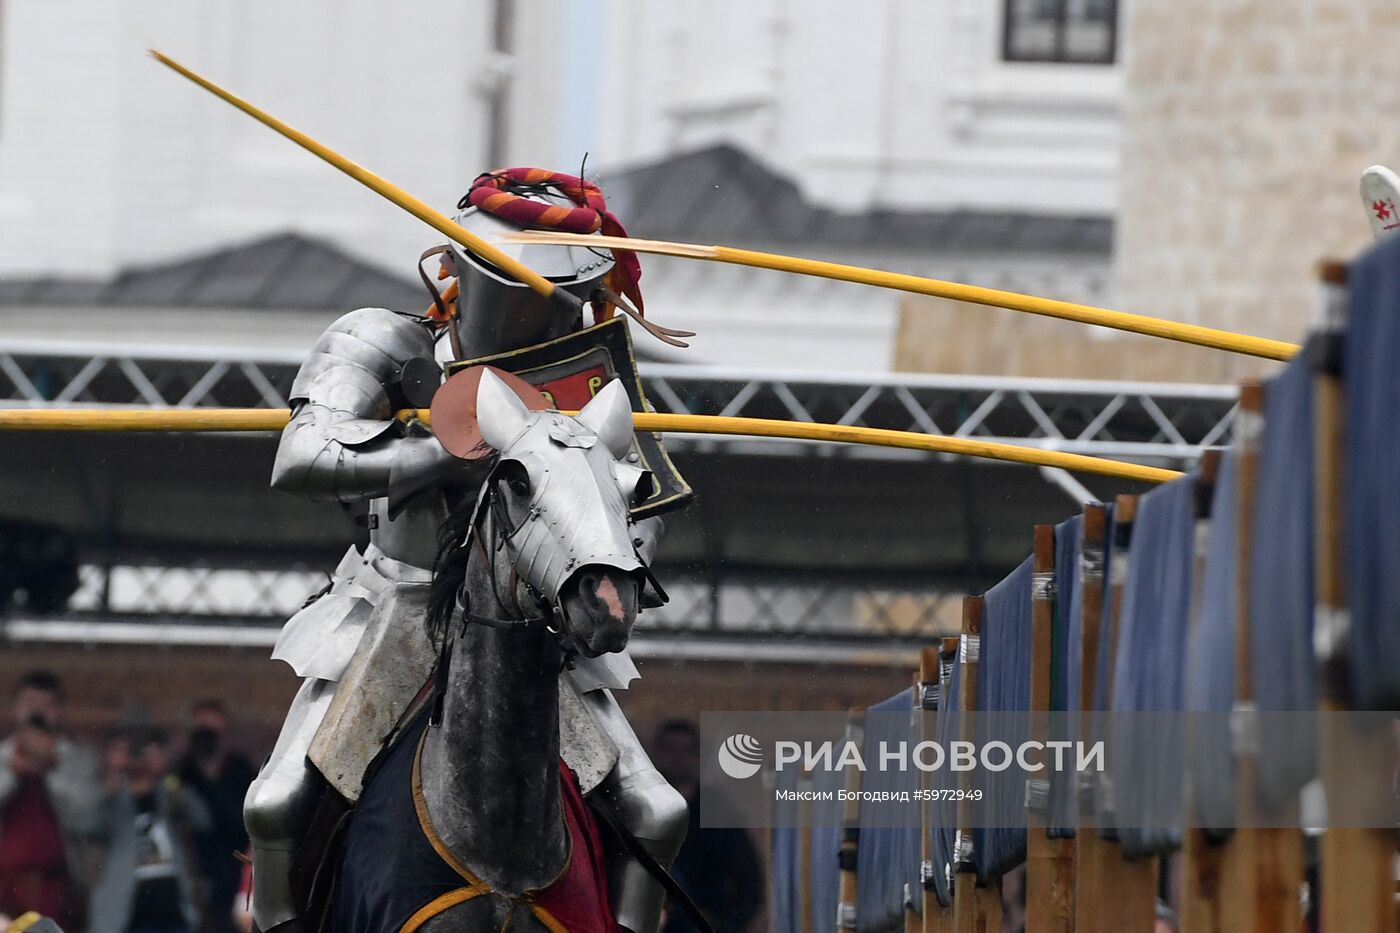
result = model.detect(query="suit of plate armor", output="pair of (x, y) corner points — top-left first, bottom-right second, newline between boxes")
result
(243, 194), (688, 933)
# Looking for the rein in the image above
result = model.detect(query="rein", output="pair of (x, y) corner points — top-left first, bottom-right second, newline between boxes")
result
(429, 480), (559, 727)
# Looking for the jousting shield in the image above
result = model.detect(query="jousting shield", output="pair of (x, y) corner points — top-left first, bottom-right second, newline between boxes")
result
(437, 317), (693, 519)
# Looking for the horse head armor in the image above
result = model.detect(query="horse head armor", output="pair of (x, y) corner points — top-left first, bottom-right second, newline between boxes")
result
(475, 368), (654, 657)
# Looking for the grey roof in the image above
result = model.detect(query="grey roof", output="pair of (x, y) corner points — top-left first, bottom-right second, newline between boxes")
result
(0, 232), (426, 311)
(600, 143), (1113, 254)
(0, 145), (1109, 311)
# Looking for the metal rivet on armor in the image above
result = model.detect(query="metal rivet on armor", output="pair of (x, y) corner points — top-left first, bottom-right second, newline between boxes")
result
(627, 452), (639, 462)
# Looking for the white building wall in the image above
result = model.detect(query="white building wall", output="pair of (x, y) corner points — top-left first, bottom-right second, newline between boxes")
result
(0, 0), (1120, 375)
(595, 0), (1121, 214)
(0, 0), (570, 280)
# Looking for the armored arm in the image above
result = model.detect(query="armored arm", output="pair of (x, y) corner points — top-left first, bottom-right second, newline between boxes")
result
(271, 308), (455, 505)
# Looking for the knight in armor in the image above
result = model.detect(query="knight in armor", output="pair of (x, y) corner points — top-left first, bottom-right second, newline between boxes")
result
(244, 170), (688, 933)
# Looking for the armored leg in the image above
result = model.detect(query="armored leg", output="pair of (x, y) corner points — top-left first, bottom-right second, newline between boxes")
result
(244, 677), (338, 932)
(581, 689), (690, 933)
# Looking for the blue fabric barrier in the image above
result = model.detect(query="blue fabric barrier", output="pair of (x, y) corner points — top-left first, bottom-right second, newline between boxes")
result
(1048, 514), (1082, 838)
(1088, 505), (1120, 833)
(808, 764), (845, 931)
(1345, 235), (1400, 710)
(857, 690), (921, 932)
(770, 768), (802, 933)
(973, 558), (1033, 883)
(1109, 475), (1195, 856)
(1090, 506), (1119, 716)
(928, 654), (961, 908)
(1249, 352), (1317, 813)
(1188, 448), (1239, 837)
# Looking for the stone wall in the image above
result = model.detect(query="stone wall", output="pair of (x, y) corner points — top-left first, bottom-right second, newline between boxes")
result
(1112, 0), (1400, 384)
(898, 1), (1400, 386)
(893, 293), (1255, 383)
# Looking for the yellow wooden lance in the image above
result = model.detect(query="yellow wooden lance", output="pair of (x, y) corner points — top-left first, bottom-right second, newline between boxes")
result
(148, 50), (580, 315)
(0, 408), (1181, 485)
(147, 50), (1295, 363)
(500, 232), (1301, 361)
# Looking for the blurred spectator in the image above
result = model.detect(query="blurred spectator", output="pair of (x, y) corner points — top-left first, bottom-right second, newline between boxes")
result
(177, 700), (255, 933)
(651, 719), (763, 933)
(88, 727), (211, 933)
(0, 670), (101, 928)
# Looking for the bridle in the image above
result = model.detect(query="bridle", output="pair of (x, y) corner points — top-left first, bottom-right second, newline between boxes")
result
(428, 456), (669, 727)
(461, 456), (669, 630)
(462, 468), (557, 632)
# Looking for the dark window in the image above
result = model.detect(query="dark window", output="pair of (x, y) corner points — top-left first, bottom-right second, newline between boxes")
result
(1003, 0), (1118, 65)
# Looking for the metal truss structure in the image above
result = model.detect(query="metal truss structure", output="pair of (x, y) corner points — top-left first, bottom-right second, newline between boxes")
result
(0, 339), (1233, 653)
(60, 562), (960, 633)
(0, 339), (1236, 463)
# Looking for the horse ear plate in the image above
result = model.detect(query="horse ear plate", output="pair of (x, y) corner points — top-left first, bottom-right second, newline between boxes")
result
(429, 365), (549, 459)
(575, 379), (635, 460)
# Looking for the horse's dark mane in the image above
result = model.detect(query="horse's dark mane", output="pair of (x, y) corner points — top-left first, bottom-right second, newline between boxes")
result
(426, 482), (490, 644)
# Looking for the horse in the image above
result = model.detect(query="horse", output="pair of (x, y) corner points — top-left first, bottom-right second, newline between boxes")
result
(329, 369), (659, 933)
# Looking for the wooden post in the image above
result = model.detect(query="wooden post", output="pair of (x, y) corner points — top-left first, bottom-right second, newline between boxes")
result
(932, 636), (960, 933)
(1073, 503), (1110, 933)
(1312, 262), (1396, 933)
(1216, 382), (1261, 933)
(952, 597), (1001, 933)
(1179, 452), (1223, 933)
(837, 710), (863, 933)
(1099, 495), (1158, 933)
(1207, 381), (1306, 933)
(1026, 524), (1074, 933)
(920, 647), (946, 933)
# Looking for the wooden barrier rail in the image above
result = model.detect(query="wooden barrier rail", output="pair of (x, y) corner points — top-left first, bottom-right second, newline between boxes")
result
(1025, 525), (1073, 933)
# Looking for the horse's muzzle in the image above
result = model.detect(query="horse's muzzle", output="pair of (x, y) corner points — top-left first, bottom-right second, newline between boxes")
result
(560, 564), (639, 656)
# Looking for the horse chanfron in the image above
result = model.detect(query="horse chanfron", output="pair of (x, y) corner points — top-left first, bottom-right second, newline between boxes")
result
(475, 368), (651, 657)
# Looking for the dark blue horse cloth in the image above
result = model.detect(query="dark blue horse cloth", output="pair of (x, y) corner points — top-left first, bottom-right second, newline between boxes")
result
(330, 709), (615, 933)
(1345, 234), (1400, 710)
(856, 689), (921, 932)
(1109, 474), (1195, 857)
(332, 712), (464, 933)
(973, 557), (1033, 884)
(927, 656), (961, 908)
(1187, 448), (1239, 838)
(1249, 351), (1318, 814)
(1047, 515), (1082, 839)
